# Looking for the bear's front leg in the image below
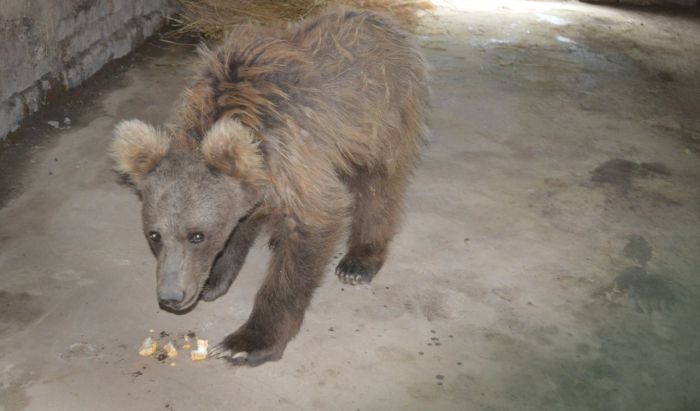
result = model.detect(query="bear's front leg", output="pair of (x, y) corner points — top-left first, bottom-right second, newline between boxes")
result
(211, 219), (341, 366)
(200, 213), (265, 302)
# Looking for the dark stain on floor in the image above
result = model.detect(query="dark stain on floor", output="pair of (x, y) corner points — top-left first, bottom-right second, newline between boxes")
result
(612, 266), (676, 313)
(623, 235), (653, 266)
(591, 158), (670, 189)
(0, 290), (44, 336)
(594, 233), (676, 313)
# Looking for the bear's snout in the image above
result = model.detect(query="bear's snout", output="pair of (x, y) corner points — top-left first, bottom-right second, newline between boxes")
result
(158, 288), (185, 310)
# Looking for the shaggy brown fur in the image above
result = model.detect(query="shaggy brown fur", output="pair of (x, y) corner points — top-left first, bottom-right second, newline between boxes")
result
(111, 7), (429, 366)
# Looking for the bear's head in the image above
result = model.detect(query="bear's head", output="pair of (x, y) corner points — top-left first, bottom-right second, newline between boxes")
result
(110, 118), (267, 312)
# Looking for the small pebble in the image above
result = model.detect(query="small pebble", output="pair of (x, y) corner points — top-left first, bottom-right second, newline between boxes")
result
(328, 327), (334, 332)
(430, 337), (439, 341)
(418, 351), (424, 355)
(457, 362), (462, 366)
(436, 374), (445, 380)
(431, 330), (436, 334)
(437, 381), (443, 386)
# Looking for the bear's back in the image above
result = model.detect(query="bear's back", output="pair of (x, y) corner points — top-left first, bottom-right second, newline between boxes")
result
(289, 8), (430, 173)
(175, 8), (429, 176)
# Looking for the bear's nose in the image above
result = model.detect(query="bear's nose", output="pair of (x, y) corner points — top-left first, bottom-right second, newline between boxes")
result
(158, 289), (185, 308)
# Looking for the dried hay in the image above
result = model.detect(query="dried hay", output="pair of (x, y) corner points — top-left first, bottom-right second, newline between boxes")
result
(169, 0), (434, 39)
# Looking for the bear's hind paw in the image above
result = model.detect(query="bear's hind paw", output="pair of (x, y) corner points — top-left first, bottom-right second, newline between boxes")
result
(335, 254), (382, 285)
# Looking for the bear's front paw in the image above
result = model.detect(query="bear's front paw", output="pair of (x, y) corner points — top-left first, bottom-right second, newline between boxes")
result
(209, 327), (285, 367)
(199, 281), (227, 302)
(336, 253), (382, 285)
(200, 274), (232, 302)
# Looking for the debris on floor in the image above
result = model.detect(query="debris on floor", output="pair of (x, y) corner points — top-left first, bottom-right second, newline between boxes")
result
(138, 331), (206, 363)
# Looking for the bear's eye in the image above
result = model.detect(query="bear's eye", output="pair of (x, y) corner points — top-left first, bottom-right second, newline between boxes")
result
(188, 232), (205, 244)
(148, 231), (161, 242)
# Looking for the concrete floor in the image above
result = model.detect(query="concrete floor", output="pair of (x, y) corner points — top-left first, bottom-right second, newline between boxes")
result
(1, 1), (699, 410)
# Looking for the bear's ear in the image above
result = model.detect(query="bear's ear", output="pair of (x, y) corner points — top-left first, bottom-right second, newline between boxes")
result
(110, 120), (169, 184)
(201, 118), (268, 185)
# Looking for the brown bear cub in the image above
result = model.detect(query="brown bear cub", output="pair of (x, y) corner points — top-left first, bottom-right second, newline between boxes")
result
(110, 8), (429, 366)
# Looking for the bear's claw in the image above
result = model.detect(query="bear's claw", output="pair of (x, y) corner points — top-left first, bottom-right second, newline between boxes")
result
(335, 254), (381, 285)
(210, 332), (284, 367)
(232, 351), (248, 360)
(208, 342), (227, 358)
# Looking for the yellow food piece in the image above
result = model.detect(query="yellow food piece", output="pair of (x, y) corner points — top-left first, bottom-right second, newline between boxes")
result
(182, 343), (192, 350)
(164, 341), (178, 357)
(190, 339), (208, 361)
(138, 337), (157, 357)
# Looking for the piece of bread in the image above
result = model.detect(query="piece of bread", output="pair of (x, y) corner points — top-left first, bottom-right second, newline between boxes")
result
(190, 339), (208, 361)
(164, 341), (178, 357)
(138, 337), (157, 357)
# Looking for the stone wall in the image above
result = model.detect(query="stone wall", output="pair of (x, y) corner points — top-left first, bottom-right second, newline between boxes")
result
(0, 0), (175, 139)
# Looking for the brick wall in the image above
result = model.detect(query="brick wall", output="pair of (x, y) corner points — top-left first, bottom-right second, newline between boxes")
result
(0, 0), (175, 139)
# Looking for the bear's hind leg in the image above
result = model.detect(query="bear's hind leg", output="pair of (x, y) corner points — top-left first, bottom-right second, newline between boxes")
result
(336, 167), (409, 285)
